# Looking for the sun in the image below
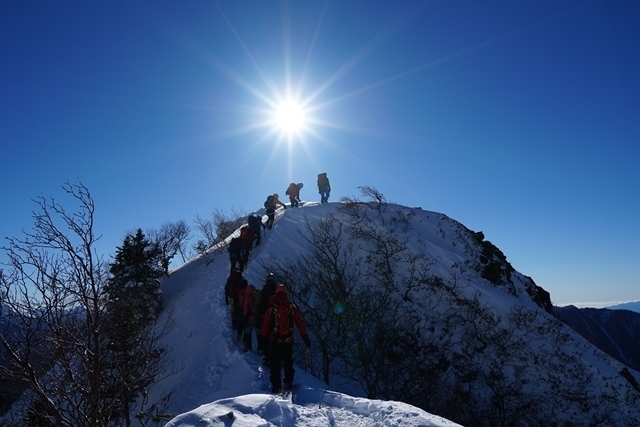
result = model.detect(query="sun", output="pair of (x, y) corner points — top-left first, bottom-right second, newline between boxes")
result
(273, 99), (307, 135)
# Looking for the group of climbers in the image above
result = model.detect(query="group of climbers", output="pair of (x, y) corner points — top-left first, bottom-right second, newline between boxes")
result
(223, 173), (331, 392)
(260, 172), (331, 233)
(265, 173), (331, 227)
(225, 270), (311, 394)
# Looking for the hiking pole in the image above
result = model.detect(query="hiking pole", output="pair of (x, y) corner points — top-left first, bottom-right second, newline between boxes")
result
(304, 347), (309, 373)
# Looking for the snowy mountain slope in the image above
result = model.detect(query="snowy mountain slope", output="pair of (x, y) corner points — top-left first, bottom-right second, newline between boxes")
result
(152, 200), (640, 426)
(149, 202), (464, 426)
(555, 305), (640, 372)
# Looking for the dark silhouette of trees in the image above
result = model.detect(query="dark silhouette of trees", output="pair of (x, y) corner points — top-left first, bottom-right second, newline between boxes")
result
(0, 181), (174, 427)
(102, 229), (168, 427)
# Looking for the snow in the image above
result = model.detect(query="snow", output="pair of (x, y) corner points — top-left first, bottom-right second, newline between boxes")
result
(145, 200), (640, 426)
(166, 391), (461, 427)
(7, 199), (635, 426)
(152, 201), (465, 426)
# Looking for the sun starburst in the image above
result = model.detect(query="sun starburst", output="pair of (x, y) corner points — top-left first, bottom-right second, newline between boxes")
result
(273, 98), (307, 136)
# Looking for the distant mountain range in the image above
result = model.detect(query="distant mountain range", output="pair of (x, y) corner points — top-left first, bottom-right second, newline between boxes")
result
(606, 301), (640, 313)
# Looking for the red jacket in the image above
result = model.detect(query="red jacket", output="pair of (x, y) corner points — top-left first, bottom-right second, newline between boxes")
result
(261, 292), (307, 344)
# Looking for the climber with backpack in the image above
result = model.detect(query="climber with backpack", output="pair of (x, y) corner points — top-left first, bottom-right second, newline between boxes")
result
(247, 214), (266, 247)
(285, 182), (304, 208)
(239, 225), (254, 247)
(264, 193), (286, 230)
(224, 268), (244, 332)
(254, 273), (278, 359)
(228, 237), (244, 272)
(317, 172), (331, 203)
(238, 226), (254, 268)
(260, 284), (310, 393)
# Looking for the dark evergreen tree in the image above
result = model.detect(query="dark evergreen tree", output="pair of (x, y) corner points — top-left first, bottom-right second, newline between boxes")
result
(103, 229), (165, 427)
(107, 228), (164, 324)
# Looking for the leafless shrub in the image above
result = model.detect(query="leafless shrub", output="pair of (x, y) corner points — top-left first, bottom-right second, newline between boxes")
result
(147, 220), (191, 276)
(192, 207), (247, 255)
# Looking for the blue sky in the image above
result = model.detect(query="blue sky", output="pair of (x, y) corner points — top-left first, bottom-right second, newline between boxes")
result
(1, 0), (639, 306)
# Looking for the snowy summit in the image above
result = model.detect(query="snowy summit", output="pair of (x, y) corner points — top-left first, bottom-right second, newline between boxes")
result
(148, 196), (640, 426)
(152, 199), (464, 426)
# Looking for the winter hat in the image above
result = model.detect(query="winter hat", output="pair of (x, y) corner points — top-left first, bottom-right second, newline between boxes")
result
(276, 284), (287, 294)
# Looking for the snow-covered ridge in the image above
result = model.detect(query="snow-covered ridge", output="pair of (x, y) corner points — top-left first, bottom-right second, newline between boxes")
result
(153, 200), (640, 426)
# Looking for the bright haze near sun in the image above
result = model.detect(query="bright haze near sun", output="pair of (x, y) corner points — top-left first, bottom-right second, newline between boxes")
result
(272, 98), (307, 137)
(204, 2), (388, 164)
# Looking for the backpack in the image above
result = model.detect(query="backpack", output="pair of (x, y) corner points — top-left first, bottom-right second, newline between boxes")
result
(264, 195), (274, 209)
(285, 183), (295, 196)
(254, 280), (276, 326)
(270, 301), (295, 342)
(240, 226), (253, 242)
(317, 173), (327, 188)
